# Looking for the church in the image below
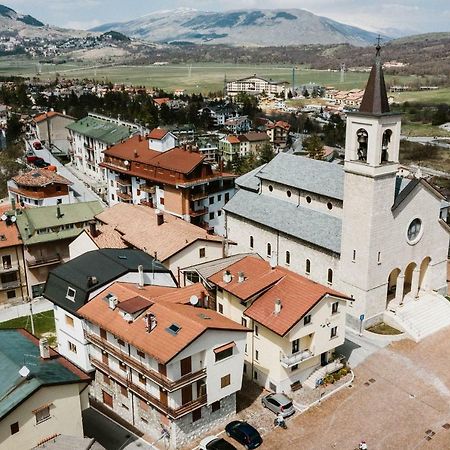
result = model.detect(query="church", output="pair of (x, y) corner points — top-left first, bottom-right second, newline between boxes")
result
(224, 49), (450, 336)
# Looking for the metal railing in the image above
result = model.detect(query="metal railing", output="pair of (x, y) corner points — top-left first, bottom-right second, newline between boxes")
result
(280, 349), (314, 368)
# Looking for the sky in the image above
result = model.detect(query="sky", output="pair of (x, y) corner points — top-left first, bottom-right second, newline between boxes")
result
(4, 0), (450, 35)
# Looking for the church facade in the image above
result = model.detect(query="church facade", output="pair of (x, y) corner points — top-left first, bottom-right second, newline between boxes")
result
(224, 51), (449, 330)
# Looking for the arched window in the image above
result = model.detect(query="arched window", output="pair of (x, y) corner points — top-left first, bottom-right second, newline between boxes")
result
(287, 190), (292, 198)
(267, 243), (272, 256)
(305, 259), (311, 274)
(285, 251), (290, 265)
(249, 236), (254, 249)
(268, 185), (273, 192)
(327, 202), (333, 210)
(306, 196), (312, 204)
(328, 268), (333, 284)
(356, 128), (368, 161)
(381, 129), (392, 163)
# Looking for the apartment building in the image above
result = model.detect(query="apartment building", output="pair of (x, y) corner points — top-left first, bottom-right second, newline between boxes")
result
(266, 120), (291, 150)
(207, 256), (349, 393)
(0, 204), (27, 305)
(66, 113), (139, 197)
(8, 168), (74, 207)
(0, 329), (90, 450)
(226, 75), (286, 97)
(101, 136), (236, 235)
(32, 111), (75, 154)
(79, 282), (247, 449)
(43, 248), (176, 372)
(15, 201), (103, 298)
(219, 132), (270, 162)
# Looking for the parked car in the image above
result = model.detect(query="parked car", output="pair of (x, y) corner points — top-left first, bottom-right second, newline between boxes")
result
(199, 436), (237, 450)
(261, 393), (295, 418)
(33, 158), (50, 168)
(225, 421), (262, 449)
(26, 154), (39, 163)
(32, 140), (43, 150)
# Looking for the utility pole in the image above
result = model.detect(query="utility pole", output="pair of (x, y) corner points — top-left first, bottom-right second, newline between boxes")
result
(29, 299), (35, 336)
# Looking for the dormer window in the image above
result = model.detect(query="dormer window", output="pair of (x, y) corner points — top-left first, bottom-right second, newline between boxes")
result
(66, 287), (76, 302)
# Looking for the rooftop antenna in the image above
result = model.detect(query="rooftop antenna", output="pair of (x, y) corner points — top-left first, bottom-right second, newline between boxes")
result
(189, 295), (199, 306)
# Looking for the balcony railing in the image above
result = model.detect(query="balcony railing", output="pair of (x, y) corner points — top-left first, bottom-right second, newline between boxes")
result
(139, 184), (156, 194)
(117, 192), (132, 202)
(190, 191), (208, 201)
(90, 357), (207, 419)
(86, 332), (207, 392)
(189, 207), (208, 217)
(117, 178), (132, 187)
(26, 254), (61, 268)
(0, 280), (21, 291)
(280, 349), (314, 368)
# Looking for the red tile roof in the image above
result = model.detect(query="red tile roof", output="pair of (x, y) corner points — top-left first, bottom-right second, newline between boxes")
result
(102, 135), (159, 163)
(33, 111), (75, 123)
(148, 128), (169, 140)
(153, 98), (170, 107)
(226, 136), (240, 144)
(0, 204), (22, 249)
(208, 256), (349, 336)
(12, 169), (72, 187)
(79, 282), (247, 363)
(151, 147), (205, 174)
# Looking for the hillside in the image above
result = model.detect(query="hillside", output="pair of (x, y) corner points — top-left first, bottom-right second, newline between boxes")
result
(91, 8), (386, 47)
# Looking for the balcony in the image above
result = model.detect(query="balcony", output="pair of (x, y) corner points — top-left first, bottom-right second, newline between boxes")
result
(117, 192), (132, 202)
(139, 184), (156, 194)
(280, 349), (314, 368)
(0, 264), (19, 274)
(190, 190), (208, 201)
(90, 357), (207, 419)
(26, 254), (61, 268)
(117, 178), (132, 187)
(189, 207), (208, 217)
(86, 332), (207, 392)
(0, 280), (21, 291)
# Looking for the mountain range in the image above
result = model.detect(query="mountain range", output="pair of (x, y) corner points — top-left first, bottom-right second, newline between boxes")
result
(91, 8), (387, 47)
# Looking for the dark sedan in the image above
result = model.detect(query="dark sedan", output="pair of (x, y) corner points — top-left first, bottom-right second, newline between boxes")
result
(225, 421), (262, 449)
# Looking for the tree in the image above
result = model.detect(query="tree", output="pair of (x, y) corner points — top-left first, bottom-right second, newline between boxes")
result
(259, 142), (275, 164)
(303, 134), (325, 160)
(6, 114), (22, 146)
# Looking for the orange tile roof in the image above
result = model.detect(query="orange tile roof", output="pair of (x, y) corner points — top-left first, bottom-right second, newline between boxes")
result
(148, 127), (169, 139)
(33, 111), (75, 123)
(226, 135), (240, 144)
(96, 204), (224, 262)
(12, 169), (72, 187)
(79, 282), (247, 363)
(0, 204), (22, 249)
(151, 147), (204, 174)
(153, 98), (170, 107)
(208, 256), (349, 336)
(103, 135), (159, 163)
(85, 225), (128, 249)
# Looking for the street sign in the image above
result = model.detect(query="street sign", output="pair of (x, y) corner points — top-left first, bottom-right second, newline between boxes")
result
(359, 314), (365, 321)
(316, 378), (323, 387)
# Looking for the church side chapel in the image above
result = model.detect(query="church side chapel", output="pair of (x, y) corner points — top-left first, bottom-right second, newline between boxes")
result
(224, 46), (450, 340)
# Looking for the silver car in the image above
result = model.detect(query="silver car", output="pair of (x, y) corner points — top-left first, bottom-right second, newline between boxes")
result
(261, 393), (296, 417)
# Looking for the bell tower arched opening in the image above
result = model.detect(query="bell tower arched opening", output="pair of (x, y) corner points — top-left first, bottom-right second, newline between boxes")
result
(356, 128), (368, 162)
(381, 129), (392, 163)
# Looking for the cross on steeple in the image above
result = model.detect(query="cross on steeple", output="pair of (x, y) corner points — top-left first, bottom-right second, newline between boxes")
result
(376, 34), (382, 56)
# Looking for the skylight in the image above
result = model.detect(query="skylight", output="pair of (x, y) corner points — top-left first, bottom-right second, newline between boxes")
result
(166, 323), (181, 335)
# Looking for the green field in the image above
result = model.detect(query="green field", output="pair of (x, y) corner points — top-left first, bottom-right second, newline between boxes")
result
(0, 57), (426, 96)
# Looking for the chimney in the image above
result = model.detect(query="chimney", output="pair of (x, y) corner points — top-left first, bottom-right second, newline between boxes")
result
(156, 211), (164, 226)
(138, 264), (144, 288)
(134, 149), (139, 158)
(274, 299), (282, 315)
(145, 313), (157, 332)
(138, 134), (143, 142)
(89, 220), (98, 237)
(108, 294), (118, 310)
(223, 270), (232, 283)
(238, 271), (245, 283)
(39, 338), (50, 359)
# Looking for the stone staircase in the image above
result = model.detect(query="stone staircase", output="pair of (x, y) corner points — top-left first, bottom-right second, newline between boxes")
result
(385, 291), (450, 342)
(303, 360), (344, 390)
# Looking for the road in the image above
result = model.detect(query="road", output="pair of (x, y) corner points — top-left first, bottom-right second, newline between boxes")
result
(401, 135), (450, 149)
(26, 139), (105, 204)
(0, 297), (53, 322)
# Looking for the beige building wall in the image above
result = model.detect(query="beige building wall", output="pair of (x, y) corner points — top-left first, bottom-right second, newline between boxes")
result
(0, 245), (28, 305)
(0, 383), (87, 450)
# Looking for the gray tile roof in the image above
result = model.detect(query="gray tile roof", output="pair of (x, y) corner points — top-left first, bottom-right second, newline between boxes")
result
(224, 189), (342, 254)
(256, 153), (345, 200)
(236, 164), (265, 192)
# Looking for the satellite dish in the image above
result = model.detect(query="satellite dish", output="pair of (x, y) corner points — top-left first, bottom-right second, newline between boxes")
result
(189, 295), (199, 306)
(0, 214), (7, 221)
(10, 216), (16, 223)
(124, 160), (130, 166)
(19, 365), (30, 378)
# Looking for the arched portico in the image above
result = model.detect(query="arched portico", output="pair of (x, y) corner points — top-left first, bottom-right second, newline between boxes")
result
(418, 257), (431, 292)
(386, 268), (401, 307)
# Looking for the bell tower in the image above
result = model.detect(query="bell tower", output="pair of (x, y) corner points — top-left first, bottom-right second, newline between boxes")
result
(339, 45), (403, 328)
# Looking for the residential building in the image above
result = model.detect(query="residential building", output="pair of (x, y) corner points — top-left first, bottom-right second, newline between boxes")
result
(147, 128), (178, 152)
(8, 169), (74, 207)
(79, 281), (248, 449)
(0, 329), (90, 450)
(266, 120), (291, 150)
(238, 132), (270, 157)
(198, 104), (240, 127)
(207, 256), (349, 393)
(218, 135), (241, 163)
(226, 75), (286, 97)
(15, 201), (103, 298)
(43, 248), (176, 372)
(31, 111), (75, 154)
(0, 204), (27, 306)
(66, 113), (139, 198)
(84, 203), (231, 277)
(101, 136), (236, 234)
(224, 51), (450, 333)
(224, 116), (251, 134)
